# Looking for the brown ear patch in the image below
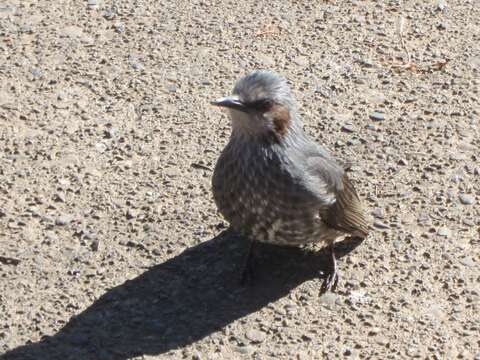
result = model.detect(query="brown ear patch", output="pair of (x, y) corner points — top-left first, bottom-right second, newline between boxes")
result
(270, 103), (290, 137)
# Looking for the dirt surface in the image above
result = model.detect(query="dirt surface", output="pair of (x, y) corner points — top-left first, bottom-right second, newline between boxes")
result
(0, 0), (479, 359)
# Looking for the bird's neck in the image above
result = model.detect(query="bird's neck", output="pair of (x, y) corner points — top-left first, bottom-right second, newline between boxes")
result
(230, 115), (307, 149)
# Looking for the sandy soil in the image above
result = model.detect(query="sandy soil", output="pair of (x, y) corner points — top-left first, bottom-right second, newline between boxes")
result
(1, 0), (479, 359)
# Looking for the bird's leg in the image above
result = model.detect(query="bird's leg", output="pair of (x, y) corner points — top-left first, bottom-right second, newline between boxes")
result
(320, 244), (339, 294)
(240, 239), (256, 286)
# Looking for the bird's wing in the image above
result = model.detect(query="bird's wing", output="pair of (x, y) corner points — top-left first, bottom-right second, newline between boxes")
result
(305, 155), (369, 238)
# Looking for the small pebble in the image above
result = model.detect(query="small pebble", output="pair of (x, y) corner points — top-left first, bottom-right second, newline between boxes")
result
(301, 334), (313, 342)
(392, 240), (402, 249)
(54, 193), (66, 203)
(459, 194), (474, 205)
(30, 68), (41, 77)
(417, 212), (429, 223)
(245, 329), (267, 343)
(346, 138), (360, 146)
(435, 1), (447, 12)
(449, 153), (466, 161)
(191, 352), (202, 360)
(460, 257), (475, 267)
(348, 290), (368, 304)
(126, 209), (137, 220)
(103, 128), (117, 139)
(357, 59), (375, 68)
(130, 61), (142, 70)
(294, 56), (309, 67)
(90, 239), (100, 251)
(341, 123), (355, 133)
(374, 220), (389, 229)
(437, 227), (450, 237)
(55, 215), (73, 226)
(19, 25), (34, 33)
(369, 111), (385, 121)
(319, 292), (338, 307)
(437, 22), (447, 30)
(376, 336), (389, 346)
(425, 304), (444, 319)
(84, 229), (97, 241)
(235, 345), (254, 355)
(114, 23), (125, 33)
(95, 142), (107, 153)
(449, 174), (462, 182)
(103, 8), (115, 20)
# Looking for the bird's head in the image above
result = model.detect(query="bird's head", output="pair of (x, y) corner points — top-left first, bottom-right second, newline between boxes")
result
(211, 70), (297, 141)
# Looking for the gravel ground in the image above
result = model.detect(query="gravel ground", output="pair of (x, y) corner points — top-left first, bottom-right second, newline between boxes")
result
(1, 0), (479, 359)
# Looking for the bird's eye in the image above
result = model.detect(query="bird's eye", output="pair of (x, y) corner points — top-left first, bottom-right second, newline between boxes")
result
(252, 99), (274, 112)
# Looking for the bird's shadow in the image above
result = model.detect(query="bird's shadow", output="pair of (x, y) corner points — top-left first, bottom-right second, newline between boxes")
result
(1, 230), (362, 360)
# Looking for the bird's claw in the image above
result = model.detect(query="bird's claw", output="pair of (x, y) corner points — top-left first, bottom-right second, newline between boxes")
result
(320, 269), (339, 294)
(319, 244), (339, 295)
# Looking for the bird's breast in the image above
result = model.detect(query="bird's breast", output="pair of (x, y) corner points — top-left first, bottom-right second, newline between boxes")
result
(212, 141), (338, 245)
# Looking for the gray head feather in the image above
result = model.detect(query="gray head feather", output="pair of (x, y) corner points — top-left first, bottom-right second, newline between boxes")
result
(233, 70), (295, 109)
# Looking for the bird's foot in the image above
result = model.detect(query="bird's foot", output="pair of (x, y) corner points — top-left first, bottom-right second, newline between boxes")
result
(319, 244), (339, 295)
(320, 268), (339, 294)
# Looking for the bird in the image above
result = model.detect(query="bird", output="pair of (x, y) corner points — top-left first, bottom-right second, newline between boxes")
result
(210, 70), (368, 293)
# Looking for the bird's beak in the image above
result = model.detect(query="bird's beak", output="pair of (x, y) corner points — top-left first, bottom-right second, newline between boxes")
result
(210, 96), (247, 112)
